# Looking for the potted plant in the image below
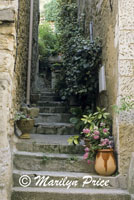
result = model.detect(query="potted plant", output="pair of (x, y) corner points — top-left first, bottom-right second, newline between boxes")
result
(68, 107), (117, 176)
(14, 112), (35, 139)
(81, 107), (116, 176)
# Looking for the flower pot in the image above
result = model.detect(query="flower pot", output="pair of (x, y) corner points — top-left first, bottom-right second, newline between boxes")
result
(95, 149), (116, 176)
(16, 119), (35, 139)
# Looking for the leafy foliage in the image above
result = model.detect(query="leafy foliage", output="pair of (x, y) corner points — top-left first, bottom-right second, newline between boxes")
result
(38, 22), (60, 71)
(55, 0), (102, 109)
(69, 107), (92, 131)
(14, 112), (31, 121)
(43, 0), (58, 22)
(113, 96), (134, 113)
(81, 107), (111, 130)
(68, 107), (113, 163)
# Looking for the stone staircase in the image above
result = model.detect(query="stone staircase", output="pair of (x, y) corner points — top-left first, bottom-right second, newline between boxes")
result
(11, 89), (131, 200)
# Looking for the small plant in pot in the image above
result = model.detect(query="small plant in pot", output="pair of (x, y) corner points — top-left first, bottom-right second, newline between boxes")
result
(81, 107), (116, 176)
(68, 107), (117, 176)
(14, 112), (35, 139)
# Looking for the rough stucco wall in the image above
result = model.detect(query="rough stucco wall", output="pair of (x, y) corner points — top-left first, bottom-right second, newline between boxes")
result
(79, 0), (134, 175)
(92, 0), (119, 161)
(31, 0), (39, 93)
(117, 0), (134, 174)
(78, 0), (118, 112)
(0, 1), (17, 199)
(78, 0), (119, 153)
(91, 0), (118, 115)
(13, 0), (30, 107)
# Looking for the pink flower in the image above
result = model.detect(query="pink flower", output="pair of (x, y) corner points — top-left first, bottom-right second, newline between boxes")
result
(103, 128), (108, 133)
(83, 152), (89, 160)
(104, 138), (109, 142)
(93, 135), (99, 140)
(94, 130), (100, 135)
(102, 141), (107, 145)
(100, 122), (105, 127)
(87, 160), (91, 164)
(84, 147), (89, 152)
(83, 128), (90, 134)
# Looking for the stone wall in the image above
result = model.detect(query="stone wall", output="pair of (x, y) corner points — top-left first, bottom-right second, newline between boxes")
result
(78, 0), (134, 174)
(0, 0), (39, 199)
(117, 0), (134, 174)
(14, 0), (30, 107)
(0, 1), (17, 199)
(31, 0), (40, 93)
(14, 0), (39, 103)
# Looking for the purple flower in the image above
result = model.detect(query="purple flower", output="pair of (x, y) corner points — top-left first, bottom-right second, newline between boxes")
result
(83, 128), (90, 134)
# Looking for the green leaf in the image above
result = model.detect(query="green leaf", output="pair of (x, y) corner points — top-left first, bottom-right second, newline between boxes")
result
(98, 114), (102, 119)
(70, 117), (78, 124)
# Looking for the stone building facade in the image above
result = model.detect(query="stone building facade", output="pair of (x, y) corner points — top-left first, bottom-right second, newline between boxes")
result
(78, 0), (134, 175)
(0, 0), (39, 199)
(0, 0), (134, 199)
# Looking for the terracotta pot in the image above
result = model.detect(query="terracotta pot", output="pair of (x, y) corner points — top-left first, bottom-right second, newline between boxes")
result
(16, 119), (35, 139)
(84, 138), (90, 148)
(95, 149), (116, 176)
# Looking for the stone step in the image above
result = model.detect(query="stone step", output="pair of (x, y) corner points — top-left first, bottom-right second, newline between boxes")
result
(11, 187), (131, 200)
(15, 134), (83, 154)
(31, 90), (56, 103)
(39, 88), (54, 93)
(40, 96), (61, 102)
(39, 106), (68, 113)
(37, 101), (66, 107)
(13, 170), (127, 189)
(31, 94), (61, 103)
(33, 122), (76, 135)
(13, 151), (95, 173)
(40, 92), (56, 97)
(35, 113), (71, 123)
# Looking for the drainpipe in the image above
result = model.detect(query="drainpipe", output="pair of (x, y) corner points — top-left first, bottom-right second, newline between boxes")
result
(26, 0), (34, 105)
(89, 21), (93, 42)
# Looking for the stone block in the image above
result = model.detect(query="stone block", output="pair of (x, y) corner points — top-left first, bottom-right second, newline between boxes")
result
(118, 123), (134, 174)
(128, 152), (134, 194)
(13, 151), (95, 173)
(119, 31), (134, 59)
(119, 60), (134, 76)
(0, 8), (15, 22)
(0, 34), (14, 51)
(11, 187), (131, 200)
(119, 76), (134, 96)
(119, 0), (134, 29)
(0, 52), (14, 73)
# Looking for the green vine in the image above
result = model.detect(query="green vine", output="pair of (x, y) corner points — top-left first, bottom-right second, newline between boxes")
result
(55, 0), (102, 109)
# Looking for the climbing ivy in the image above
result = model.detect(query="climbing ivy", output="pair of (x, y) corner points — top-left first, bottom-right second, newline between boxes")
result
(55, 0), (102, 110)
